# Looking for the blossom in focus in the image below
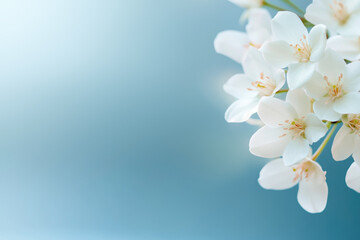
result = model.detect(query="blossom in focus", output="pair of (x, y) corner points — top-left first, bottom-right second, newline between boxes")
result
(214, 9), (272, 64)
(229, 0), (263, 9)
(262, 11), (327, 90)
(327, 35), (360, 61)
(332, 114), (360, 163)
(305, 0), (360, 36)
(305, 49), (360, 122)
(249, 89), (328, 166)
(258, 157), (328, 213)
(224, 48), (285, 122)
(346, 162), (360, 193)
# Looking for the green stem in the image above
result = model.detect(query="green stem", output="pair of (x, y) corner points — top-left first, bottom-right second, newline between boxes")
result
(282, 0), (304, 15)
(312, 122), (339, 161)
(263, 1), (287, 11)
(276, 89), (289, 94)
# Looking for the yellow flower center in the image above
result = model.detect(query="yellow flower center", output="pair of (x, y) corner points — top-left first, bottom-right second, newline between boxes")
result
(292, 161), (315, 182)
(247, 72), (276, 96)
(290, 35), (312, 63)
(323, 74), (345, 102)
(278, 118), (306, 139)
(344, 114), (360, 135)
(331, 0), (350, 25)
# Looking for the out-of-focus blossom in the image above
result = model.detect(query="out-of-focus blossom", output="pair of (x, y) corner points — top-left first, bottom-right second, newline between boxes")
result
(346, 162), (360, 193)
(327, 35), (360, 61)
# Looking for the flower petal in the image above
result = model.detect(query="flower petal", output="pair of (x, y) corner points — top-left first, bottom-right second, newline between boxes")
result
(272, 11), (308, 45)
(352, 136), (360, 165)
(286, 88), (311, 117)
(346, 162), (360, 193)
(214, 30), (250, 64)
(331, 125), (356, 161)
(223, 74), (257, 99)
(257, 97), (297, 127)
(283, 138), (311, 166)
(333, 92), (360, 114)
(258, 158), (298, 190)
(287, 62), (316, 90)
(297, 161), (328, 213)
(261, 40), (298, 68)
(246, 8), (272, 46)
(225, 97), (259, 123)
(249, 126), (291, 158)
(313, 99), (342, 121)
(304, 113), (328, 144)
(343, 61), (360, 92)
(317, 49), (347, 82)
(304, 71), (328, 100)
(327, 36), (360, 61)
(309, 24), (327, 62)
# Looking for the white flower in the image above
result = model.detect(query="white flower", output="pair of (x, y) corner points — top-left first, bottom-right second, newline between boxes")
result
(305, 0), (360, 36)
(262, 11), (327, 90)
(229, 0), (263, 9)
(332, 114), (360, 163)
(258, 157), (328, 213)
(305, 49), (360, 122)
(249, 88), (328, 166)
(214, 9), (272, 64)
(346, 161), (360, 193)
(224, 48), (285, 122)
(327, 35), (360, 61)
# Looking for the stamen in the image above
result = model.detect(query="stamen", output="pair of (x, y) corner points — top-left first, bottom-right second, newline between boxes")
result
(330, 0), (350, 25)
(290, 35), (311, 63)
(344, 114), (360, 135)
(323, 74), (345, 102)
(247, 72), (276, 96)
(278, 117), (306, 139)
(293, 161), (315, 182)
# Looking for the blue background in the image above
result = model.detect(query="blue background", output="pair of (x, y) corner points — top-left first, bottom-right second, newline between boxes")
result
(0, 0), (358, 239)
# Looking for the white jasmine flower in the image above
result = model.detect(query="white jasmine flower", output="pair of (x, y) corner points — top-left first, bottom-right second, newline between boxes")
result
(214, 9), (272, 64)
(229, 0), (263, 9)
(305, 49), (360, 122)
(346, 161), (360, 193)
(258, 157), (328, 213)
(305, 0), (360, 36)
(224, 48), (285, 122)
(331, 114), (360, 163)
(327, 35), (360, 61)
(249, 88), (328, 166)
(262, 11), (327, 90)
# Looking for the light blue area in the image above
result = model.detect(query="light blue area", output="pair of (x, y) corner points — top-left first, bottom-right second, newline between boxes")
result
(0, 0), (357, 239)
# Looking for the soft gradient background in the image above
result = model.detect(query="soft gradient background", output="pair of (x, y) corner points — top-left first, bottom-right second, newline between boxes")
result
(0, 0), (358, 239)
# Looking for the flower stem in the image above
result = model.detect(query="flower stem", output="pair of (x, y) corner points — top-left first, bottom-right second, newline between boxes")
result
(312, 122), (339, 161)
(263, 1), (287, 11)
(282, 0), (304, 15)
(276, 89), (289, 94)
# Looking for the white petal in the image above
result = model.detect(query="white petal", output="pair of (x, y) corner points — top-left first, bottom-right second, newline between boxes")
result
(352, 136), (360, 165)
(343, 61), (360, 92)
(223, 74), (257, 99)
(283, 138), (311, 166)
(331, 125), (356, 161)
(243, 48), (271, 80)
(313, 100), (342, 121)
(317, 49), (347, 81)
(225, 97), (259, 123)
(246, 9), (272, 46)
(249, 126), (291, 158)
(261, 40), (298, 68)
(304, 113), (328, 144)
(287, 62), (316, 90)
(214, 30), (250, 64)
(297, 161), (328, 213)
(333, 92), (360, 114)
(346, 162), (360, 193)
(309, 24), (327, 62)
(305, 2), (339, 32)
(327, 36), (360, 61)
(286, 88), (311, 117)
(257, 97), (297, 127)
(258, 158), (298, 190)
(304, 71), (328, 100)
(272, 11), (308, 45)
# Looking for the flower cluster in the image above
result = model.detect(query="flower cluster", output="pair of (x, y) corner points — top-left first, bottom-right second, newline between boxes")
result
(215, 0), (360, 213)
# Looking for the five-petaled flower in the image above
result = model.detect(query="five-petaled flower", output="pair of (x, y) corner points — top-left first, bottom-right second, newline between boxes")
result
(262, 11), (327, 90)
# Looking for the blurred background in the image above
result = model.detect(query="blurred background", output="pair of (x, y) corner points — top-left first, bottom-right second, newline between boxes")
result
(0, 0), (357, 239)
